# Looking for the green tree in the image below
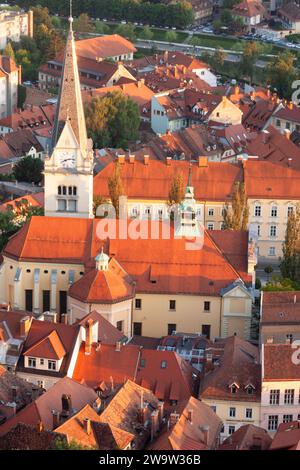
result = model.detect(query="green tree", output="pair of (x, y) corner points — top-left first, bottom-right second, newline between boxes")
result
(74, 13), (95, 33)
(240, 41), (260, 83)
(51, 16), (62, 29)
(85, 91), (140, 148)
(167, 173), (185, 206)
(223, 182), (249, 230)
(13, 156), (44, 184)
(95, 21), (110, 34)
(53, 437), (95, 450)
(165, 30), (177, 43)
(212, 48), (225, 70)
(116, 23), (136, 41)
(280, 204), (300, 283)
(139, 26), (154, 40)
(267, 52), (297, 99)
(221, 9), (233, 26)
(213, 20), (222, 34)
(108, 161), (125, 219)
(4, 42), (15, 61)
(0, 211), (17, 252)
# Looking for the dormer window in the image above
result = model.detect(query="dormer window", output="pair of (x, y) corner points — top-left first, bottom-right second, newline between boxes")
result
(229, 383), (239, 394)
(245, 384), (255, 395)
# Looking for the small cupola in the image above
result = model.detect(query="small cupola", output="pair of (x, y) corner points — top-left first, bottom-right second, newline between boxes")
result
(95, 247), (109, 271)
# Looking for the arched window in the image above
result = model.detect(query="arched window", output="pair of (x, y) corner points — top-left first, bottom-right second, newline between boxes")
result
(62, 186), (67, 195)
(58, 186), (62, 195)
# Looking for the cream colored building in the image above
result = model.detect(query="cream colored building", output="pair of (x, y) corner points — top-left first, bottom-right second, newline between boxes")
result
(0, 17), (255, 345)
(200, 336), (261, 440)
(0, 55), (21, 119)
(0, 9), (33, 50)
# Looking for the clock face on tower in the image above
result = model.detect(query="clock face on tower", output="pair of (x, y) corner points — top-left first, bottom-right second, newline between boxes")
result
(58, 151), (76, 169)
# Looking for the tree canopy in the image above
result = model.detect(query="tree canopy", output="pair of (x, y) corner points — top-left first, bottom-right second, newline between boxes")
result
(223, 182), (249, 231)
(85, 91), (140, 149)
(13, 156), (44, 184)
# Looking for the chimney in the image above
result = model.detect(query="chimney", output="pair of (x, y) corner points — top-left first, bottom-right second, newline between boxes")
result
(166, 156), (172, 166)
(61, 313), (69, 325)
(20, 316), (31, 337)
(288, 158), (293, 167)
(144, 154), (149, 165)
(262, 130), (270, 144)
(198, 156), (208, 167)
(284, 129), (291, 140)
(61, 394), (72, 419)
(187, 409), (193, 424)
(201, 425), (210, 446)
(163, 50), (168, 64)
(250, 91), (256, 101)
(267, 336), (274, 344)
(85, 318), (93, 355)
(11, 386), (18, 402)
(294, 294), (297, 304)
(84, 418), (91, 435)
(118, 154), (125, 165)
(115, 341), (121, 352)
(288, 101), (293, 110)
(52, 410), (60, 429)
(157, 401), (164, 424)
(37, 421), (44, 432)
(129, 154), (135, 164)
(96, 340), (102, 352)
(151, 410), (159, 441)
(234, 86), (240, 95)
(168, 411), (180, 428)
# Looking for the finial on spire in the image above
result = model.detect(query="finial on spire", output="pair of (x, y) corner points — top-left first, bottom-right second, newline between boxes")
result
(69, 0), (73, 29)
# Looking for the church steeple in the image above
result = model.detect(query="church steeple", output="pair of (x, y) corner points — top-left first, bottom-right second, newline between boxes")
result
(52, 0), (89, 157)
(44, 0), (94, 220)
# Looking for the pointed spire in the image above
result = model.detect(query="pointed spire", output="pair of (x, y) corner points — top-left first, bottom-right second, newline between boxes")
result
(187, 162), (192, 188)
(52, 1), (89, 156)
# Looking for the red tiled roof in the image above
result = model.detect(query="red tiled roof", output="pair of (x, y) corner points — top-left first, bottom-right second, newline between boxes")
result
(243, 159), (300, 198)
(263, 343), (300, 381)
(4, 217), (251, 296)
(270, 421), (300, 450)
(233, 0), (266, 18)
(149, 396), (221, 450)
(201, 336), (261, 402)
(24, 330), (66, 360)
(72, 343), (140, 388)
(94, 159), (243, 202)
(69, 258), (134, 304)
(0, 377), (98, 436)
(243, 126), (300, 169)
(220, 424), (272, 450)
(261, 291), (300, 325)
(75, 34), (136, 60)
(75, 310), (124, 344)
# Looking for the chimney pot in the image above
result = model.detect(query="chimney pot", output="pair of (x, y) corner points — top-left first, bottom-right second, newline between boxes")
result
(84, 418), (91, 435)
(129, 154), (135, 164)
(115, 341), (121, 352)
(144, 154), (150, 165)
(52, 410), (60, 429)
(166, 157), (172, 166)
(118, 154), (125, 164)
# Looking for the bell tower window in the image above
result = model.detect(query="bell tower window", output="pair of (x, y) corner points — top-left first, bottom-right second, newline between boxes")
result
(57, 186), (78, 213)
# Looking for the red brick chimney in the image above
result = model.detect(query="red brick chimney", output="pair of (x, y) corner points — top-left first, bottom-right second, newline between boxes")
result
(85, 319), (94, 355)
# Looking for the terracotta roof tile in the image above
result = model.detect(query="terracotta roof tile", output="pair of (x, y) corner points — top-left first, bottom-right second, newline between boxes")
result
(263, 343), (300, 380)
(24, 330), (66, 360)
